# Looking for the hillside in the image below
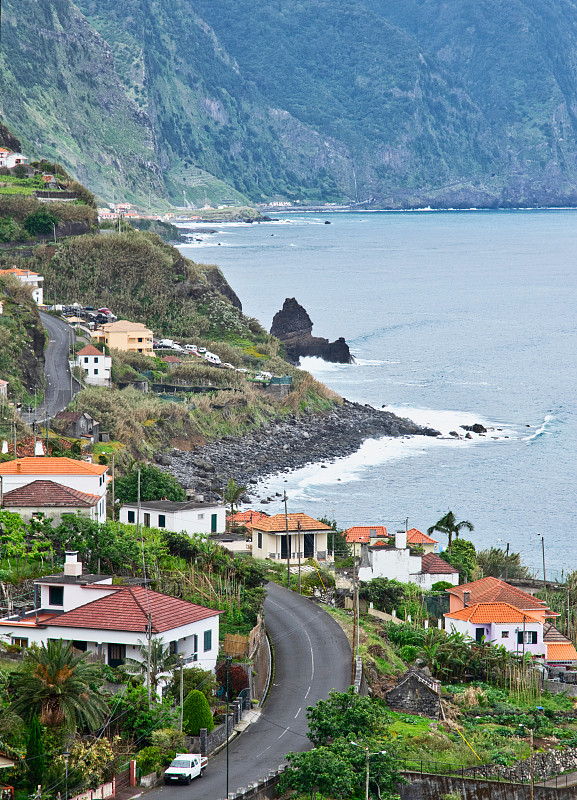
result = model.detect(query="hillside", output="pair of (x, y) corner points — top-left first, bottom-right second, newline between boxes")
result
(0, 274), (45, 403)
(4, 0), (577, 206)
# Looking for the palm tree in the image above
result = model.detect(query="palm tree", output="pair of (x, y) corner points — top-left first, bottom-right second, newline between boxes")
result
(427, 510), (474, 553)
(224, 478), (247, 528)
(11, 639), (108, 730)
(121, 638), (178, 696)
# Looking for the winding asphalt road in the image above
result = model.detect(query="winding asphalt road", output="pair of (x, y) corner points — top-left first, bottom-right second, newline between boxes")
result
(26, 311), (78, 422)
(148, 583), (351, 800)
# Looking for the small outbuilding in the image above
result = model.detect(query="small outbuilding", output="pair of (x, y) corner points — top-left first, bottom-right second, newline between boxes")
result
(385, 667), (442, 718)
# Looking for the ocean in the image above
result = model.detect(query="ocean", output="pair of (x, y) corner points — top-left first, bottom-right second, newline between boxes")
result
(178, 210), (577, 576)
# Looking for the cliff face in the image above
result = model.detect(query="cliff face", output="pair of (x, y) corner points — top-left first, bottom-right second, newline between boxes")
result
(270, 298), (352, 365)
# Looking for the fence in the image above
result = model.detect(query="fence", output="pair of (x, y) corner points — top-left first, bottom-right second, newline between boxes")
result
(69, 780), (115, 800)
(400, 759), (577, 788)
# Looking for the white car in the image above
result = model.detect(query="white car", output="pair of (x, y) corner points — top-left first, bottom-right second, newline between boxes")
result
(184, 344), (198, 352)
(204, 351), (222, 365)
(198, 347), (207, 354)
(163, 754), (207, 784)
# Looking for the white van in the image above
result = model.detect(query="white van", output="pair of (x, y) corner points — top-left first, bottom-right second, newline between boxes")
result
(204, 351), (222, 365)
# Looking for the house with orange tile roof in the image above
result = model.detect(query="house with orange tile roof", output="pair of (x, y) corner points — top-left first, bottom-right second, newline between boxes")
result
(0, 267), (44, 304)
(93, 319), (153, 356)
(0, 457), (109, 522)
(71, 345), (112, 386)
(445, 601), (547, 656)
(228, 509), (270, 530)
(446, 576), (553, 624)
(345, 525), (388, 544)
(251, 513), (331, 561)
(406, 528), (438, 554)
(0, 552), (221, 672)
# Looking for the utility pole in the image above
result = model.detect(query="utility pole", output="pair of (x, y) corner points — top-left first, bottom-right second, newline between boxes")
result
(505, 542), (510, 582)
(365, 746), (370, 800)
(147, 612), (153, 709)
(568, 587), (571, 638)
(284, 491), (290, 589)
(111, 454), (116, 521)
(529, 728), (534, 800)
(225, 654), (231, 799)
(351, 543), (358, 684)
(297, 519), (302, 595)
(179, 654), (184, 733)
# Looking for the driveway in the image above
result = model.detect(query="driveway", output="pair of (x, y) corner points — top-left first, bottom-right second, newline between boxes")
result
(148, 582), (351, 800)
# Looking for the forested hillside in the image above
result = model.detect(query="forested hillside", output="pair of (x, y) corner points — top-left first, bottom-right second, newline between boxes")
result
(3, 0), (577, 207)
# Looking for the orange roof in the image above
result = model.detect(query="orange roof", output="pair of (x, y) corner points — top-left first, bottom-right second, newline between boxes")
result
(447, 576), (549, 611)
(229, 510), (269, 529)
(344, 525), (387, 544)
(252, 513), (331, 533)
(0, 457), (108, 476)
(77, 345), (105, 356)
(0, 268), (39, 277)
(445, 602), (543, 624)
(546, 643), (577, 662)
(406, 527), (438, 545)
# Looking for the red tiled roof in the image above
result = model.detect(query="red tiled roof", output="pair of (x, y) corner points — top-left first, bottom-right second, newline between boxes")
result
(344, 525), (387, 544)
(447, 576), (549, 611)
(406, 528), (438, 545)
(162, 356), (183, 363)
(48, 586), (222, 633)
(229, 510), (269, 529)
(421, 553), (459, 575)
(0, 457), (107, 476)
(2, 479), (100, 508)
(546, 643), (577, 662)
(252, 513), (331, 533)
(445, 602), (543, 624)
(77, 345), (105, 356)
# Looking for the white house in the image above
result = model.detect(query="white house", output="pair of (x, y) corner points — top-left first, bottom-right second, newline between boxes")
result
(0, 457), (109, 522)
(119, 499), (226, 535)
(73, 344), (112, 386)
(250, 513), (330, 561)
(0, 552), (221, 671)
(357, 530), (458, 589)
(6, 153), (29, 169)
(444, 602), (546, 657)
(1, 479), (101, 524)
(0, 268), (44, 305)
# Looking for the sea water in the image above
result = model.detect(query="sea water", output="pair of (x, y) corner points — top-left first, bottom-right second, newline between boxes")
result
(178, 210), (577, 575)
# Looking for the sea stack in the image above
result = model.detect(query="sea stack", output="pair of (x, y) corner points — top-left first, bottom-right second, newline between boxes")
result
(270, 297), (353, 365)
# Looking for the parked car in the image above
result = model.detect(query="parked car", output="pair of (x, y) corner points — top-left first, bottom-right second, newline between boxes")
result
(204, 351), (222, 365)
(198, 347), (207, 354)
(163, 754), (207, 784)
(184, 344), (198, 352)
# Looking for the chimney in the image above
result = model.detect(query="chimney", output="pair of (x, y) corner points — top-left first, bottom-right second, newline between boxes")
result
(16, 462), (21, 473)
(35, 440), (45, 456)
(463, 591), (470, 607)
(1, 441), (7, 454)
(395, 529), (407, 549)
(64, 551), (82, 577)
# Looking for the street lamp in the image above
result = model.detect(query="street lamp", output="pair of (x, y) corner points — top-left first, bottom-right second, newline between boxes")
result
(62, 751), (70, 800)
(350, 741), (387, 800)
(537, 533), (546, 584)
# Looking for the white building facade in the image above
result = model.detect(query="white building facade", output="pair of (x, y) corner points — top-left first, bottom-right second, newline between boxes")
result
(119, 499), (226, 535)
(73, 345), (112, 386)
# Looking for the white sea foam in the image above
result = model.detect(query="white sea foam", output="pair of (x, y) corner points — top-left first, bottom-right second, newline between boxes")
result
(524, 414), (555, 441)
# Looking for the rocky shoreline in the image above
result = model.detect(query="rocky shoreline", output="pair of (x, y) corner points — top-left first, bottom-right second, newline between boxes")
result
(158, 400), (440, 500)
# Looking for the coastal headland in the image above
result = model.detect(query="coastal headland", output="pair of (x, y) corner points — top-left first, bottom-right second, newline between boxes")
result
(160, 399), (440, 497)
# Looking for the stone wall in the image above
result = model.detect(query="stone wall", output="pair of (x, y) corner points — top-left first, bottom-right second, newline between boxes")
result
(187, 713), (234, 756)
(401, 774), (576, 800)
(460, 744), (577, 783)
(386, 670), (441, 718)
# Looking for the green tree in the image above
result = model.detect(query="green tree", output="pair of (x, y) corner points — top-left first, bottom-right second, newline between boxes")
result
(444, 539), (477, 582)
(224, 478), (246, 525)
(26, 714), (44, 789)
(110, 685), (177, 743)
(359, 578), (407, 613)
(280, 745), (357, 799)
(23, 208), (59, 236)
(306, 689), (389, 747)
(167, 666), (217, 705)
(11, 640), (109, 730)
(427, 511), (474, 553)
(182, 689), (214, 736)
(476, 547), (530, 580)
(121, 638), (178, 697)
(115, 464), (186, 504)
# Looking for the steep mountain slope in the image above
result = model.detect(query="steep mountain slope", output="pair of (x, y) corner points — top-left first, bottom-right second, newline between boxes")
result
(4, 0), (577, 206)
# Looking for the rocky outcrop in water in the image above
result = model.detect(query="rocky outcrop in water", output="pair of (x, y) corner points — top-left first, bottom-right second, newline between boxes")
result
(160, 399), (440, 496)
(270, 297), (352, 365)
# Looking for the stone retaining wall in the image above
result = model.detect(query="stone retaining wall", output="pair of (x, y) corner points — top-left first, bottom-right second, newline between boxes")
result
(401, 774), (575, 800)
(462, 745), (577, 783)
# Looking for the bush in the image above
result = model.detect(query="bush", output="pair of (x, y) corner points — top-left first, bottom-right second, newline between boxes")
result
(136, 746), (163, 776)
(150, 728), (187, 762)
(399, 644), (419, 663)
(23, 208), (59, 235)
(215, 663), (249, 700)
(431, 581), (454, 593)
(0, 217), (26, 242)
(182, 690), (214, 736)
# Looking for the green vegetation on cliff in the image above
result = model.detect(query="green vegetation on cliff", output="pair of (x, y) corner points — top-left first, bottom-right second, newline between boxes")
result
(0, 274), (45, 404)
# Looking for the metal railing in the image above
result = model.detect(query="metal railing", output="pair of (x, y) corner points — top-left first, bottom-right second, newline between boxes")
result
(400, 759), (576, 788)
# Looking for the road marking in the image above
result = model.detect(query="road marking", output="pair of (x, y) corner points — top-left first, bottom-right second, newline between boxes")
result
(304, 687), (311, 699)
(294, 707), (301, 718)
(278, 729), (288, 739)
(256, 745), (272, 758)
(303, 628), (315, 681)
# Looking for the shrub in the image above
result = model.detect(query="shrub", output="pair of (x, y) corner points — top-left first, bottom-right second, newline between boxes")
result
(182, 689), (214, 736)
(150, 728), (187, 762)
(431, 580), (454, 593)
(24, 208), (59, 235)
(215, 663), (249, 699)
(136, 746), (163, 776)
(399, 644), (419, 663)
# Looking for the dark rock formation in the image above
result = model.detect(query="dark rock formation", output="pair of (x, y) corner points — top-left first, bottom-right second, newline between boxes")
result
(270, 297), (352, 364)
(460, 423), (487, 433)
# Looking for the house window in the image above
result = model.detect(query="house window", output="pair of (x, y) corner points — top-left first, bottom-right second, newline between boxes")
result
(191, 634), (198, 661)
(84, 357), (89, 363)
(127, 510), (135, 524)
(518, 631), (538, 645)
(49, 586), (64, 606)
(138, 337), (143, 342)
(72, 640), (87, 651)
(158, 514), (166, 528)
(144, 513), (150, 527)
(198, 513), (204, 520)
(169, 640), (177, 655)
(501, 631), (509, 638)
(108, 643), (126, 667)
(475, 628), (484, 643)
(94, 369), (98, 375)
(211, 513), (217, 533)
(258, 531), (263, 549)
(11, 637), (28, 649)
(204, 630), (212, 652)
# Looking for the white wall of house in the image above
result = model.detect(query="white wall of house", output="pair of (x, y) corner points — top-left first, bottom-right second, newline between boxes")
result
(119, 504), (226, 535)
(252, 530), (328, 561)
(412, 571), (459, 591)
(74, 354), (112, 386)
(7, 505), (99, 525)
(445, 617), (544, 656)
(38, 580), (115, 614)
(358, 547), (422, 583)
